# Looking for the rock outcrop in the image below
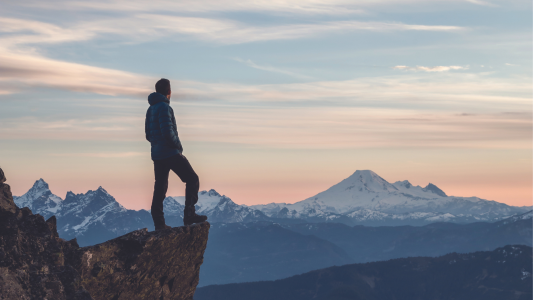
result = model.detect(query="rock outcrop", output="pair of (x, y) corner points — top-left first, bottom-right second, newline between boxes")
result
(72, 223), (210, 300)
(0, 169), (210, 300)
(0, 180), (91, 300)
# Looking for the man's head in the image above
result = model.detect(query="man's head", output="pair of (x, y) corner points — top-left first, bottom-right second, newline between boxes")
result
(155, 78), (171, 99)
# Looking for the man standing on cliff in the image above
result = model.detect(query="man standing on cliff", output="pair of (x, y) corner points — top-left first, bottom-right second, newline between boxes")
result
(145, 78), (207, 230)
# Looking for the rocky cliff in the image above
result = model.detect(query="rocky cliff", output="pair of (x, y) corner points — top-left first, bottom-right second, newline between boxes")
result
(0, 169), (210, 300)
(73, 223), (210, 300)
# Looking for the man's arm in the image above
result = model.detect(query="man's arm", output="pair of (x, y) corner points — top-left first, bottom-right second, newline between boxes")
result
(158, 105), (183, 152)
(145, 109), (151, 142)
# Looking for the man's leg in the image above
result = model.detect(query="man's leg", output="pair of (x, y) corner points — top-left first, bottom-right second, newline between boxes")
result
(168, 154), (206, 225)
(151, 157), (171, 229)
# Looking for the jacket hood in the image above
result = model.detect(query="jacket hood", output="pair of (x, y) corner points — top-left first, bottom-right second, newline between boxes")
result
(148, 92), (170, 106)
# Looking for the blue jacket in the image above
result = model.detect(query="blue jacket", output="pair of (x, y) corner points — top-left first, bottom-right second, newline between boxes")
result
(145, 92), (183, 160)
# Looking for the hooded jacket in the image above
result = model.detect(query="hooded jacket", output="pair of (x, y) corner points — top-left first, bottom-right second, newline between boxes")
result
(145, 92), (183, 160)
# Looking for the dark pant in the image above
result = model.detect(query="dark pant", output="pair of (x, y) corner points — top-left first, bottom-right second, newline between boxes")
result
(151, 154), (199, 227)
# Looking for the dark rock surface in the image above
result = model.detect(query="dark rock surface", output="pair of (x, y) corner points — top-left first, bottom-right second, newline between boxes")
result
(0, 181), (92, 300)
(0, 169), (210, 300)
(72, 222), (210, 300)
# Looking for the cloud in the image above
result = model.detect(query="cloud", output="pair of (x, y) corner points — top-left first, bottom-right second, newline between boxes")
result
(103, 16), (465, 44)
(0, 14), (466, 97)
(9, 105), (530, 149)
(0, 49), (152, 97)
(49, 152), (145, 158)
(466, 0), (498, 6)
(393, 65), (468, 72)
(1, 70), (531, 150)
(13, 0), (515, 16)
(234, 58), (313, 79)
(18, 0), (367, 16)
(0, 15), (465, 50)
(0, 17), (95, 48)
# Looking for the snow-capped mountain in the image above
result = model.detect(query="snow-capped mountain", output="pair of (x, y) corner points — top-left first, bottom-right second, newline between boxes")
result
(495, 210), (533, 226)
(13, 170), (532, 245)
(13, 180), (268, 245)
(14, 180), (153, 245)
(13, 179), (62, 219)
(164, 189), (270, 223)
(251, 170), (532, 225)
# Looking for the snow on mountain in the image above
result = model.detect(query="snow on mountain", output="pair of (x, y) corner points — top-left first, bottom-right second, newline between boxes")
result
(165, 189), (270, 223)
(251, 170), (532, 225)
(13, 180), (152, 245)
(56, 186), (128, 235)
(13, 179), (62, 219)
(495, 210), (533, 227)
(13, 180), (268, 245)
(13, 171), (532, 244)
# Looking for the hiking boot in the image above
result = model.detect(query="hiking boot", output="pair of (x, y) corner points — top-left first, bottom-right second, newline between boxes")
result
(184, 206), (207, 226)
(155, 224), (172, 230)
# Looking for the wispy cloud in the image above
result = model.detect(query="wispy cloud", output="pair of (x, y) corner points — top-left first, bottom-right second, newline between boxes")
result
(466, 0), (498, 7)
(0, 49), (152, 96)
(1, 71), (531, 149)
(7, 105), (530, 149)
(393, 65), (468, 72)
(18, 0), (367, 16)
(0, 15), (465, 50)
(14, 0), (514, 16)
(234, 58), (313, 79)
(112, 17), (465, 44)
(49, 152), (145, 158)
(0, 15), (467, 97)
(0, 17), (94, 48)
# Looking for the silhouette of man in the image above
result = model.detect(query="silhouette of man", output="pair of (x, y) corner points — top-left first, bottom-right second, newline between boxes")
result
(146, 78), (207, 230)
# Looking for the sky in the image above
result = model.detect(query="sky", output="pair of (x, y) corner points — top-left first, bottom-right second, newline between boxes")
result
(0, 0), (532, 209)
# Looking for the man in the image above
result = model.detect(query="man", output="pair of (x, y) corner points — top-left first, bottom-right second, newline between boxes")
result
(145, 78), (207, 230)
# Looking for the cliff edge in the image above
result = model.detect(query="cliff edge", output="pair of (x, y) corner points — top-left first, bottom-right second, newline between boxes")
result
(0, 169), (209, 300)
(72, 223), (210, 300)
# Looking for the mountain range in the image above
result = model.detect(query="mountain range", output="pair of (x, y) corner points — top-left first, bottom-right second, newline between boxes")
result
(12, 180), (272, 246)
(13, 170), (531, 245)
(11, 171), (533, 288)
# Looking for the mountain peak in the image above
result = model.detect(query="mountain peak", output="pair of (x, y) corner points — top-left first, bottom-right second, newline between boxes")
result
(423, 183), (447, 197)
(31, 178), (49, 191)
(351, 170), (378, 177)
(201, 189), (221, 197)
(349, 170), (389, 183)
(95, 186), (113, 197)
(393, 180), (413, 189)
(346, 170), (395, 190)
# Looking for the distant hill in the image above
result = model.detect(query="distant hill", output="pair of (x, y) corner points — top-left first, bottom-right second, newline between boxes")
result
(195, 245), (533, 300)
(199, 222), (354, 286)
(199, 211), (532, 286)
(281, 210), (533, 262)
